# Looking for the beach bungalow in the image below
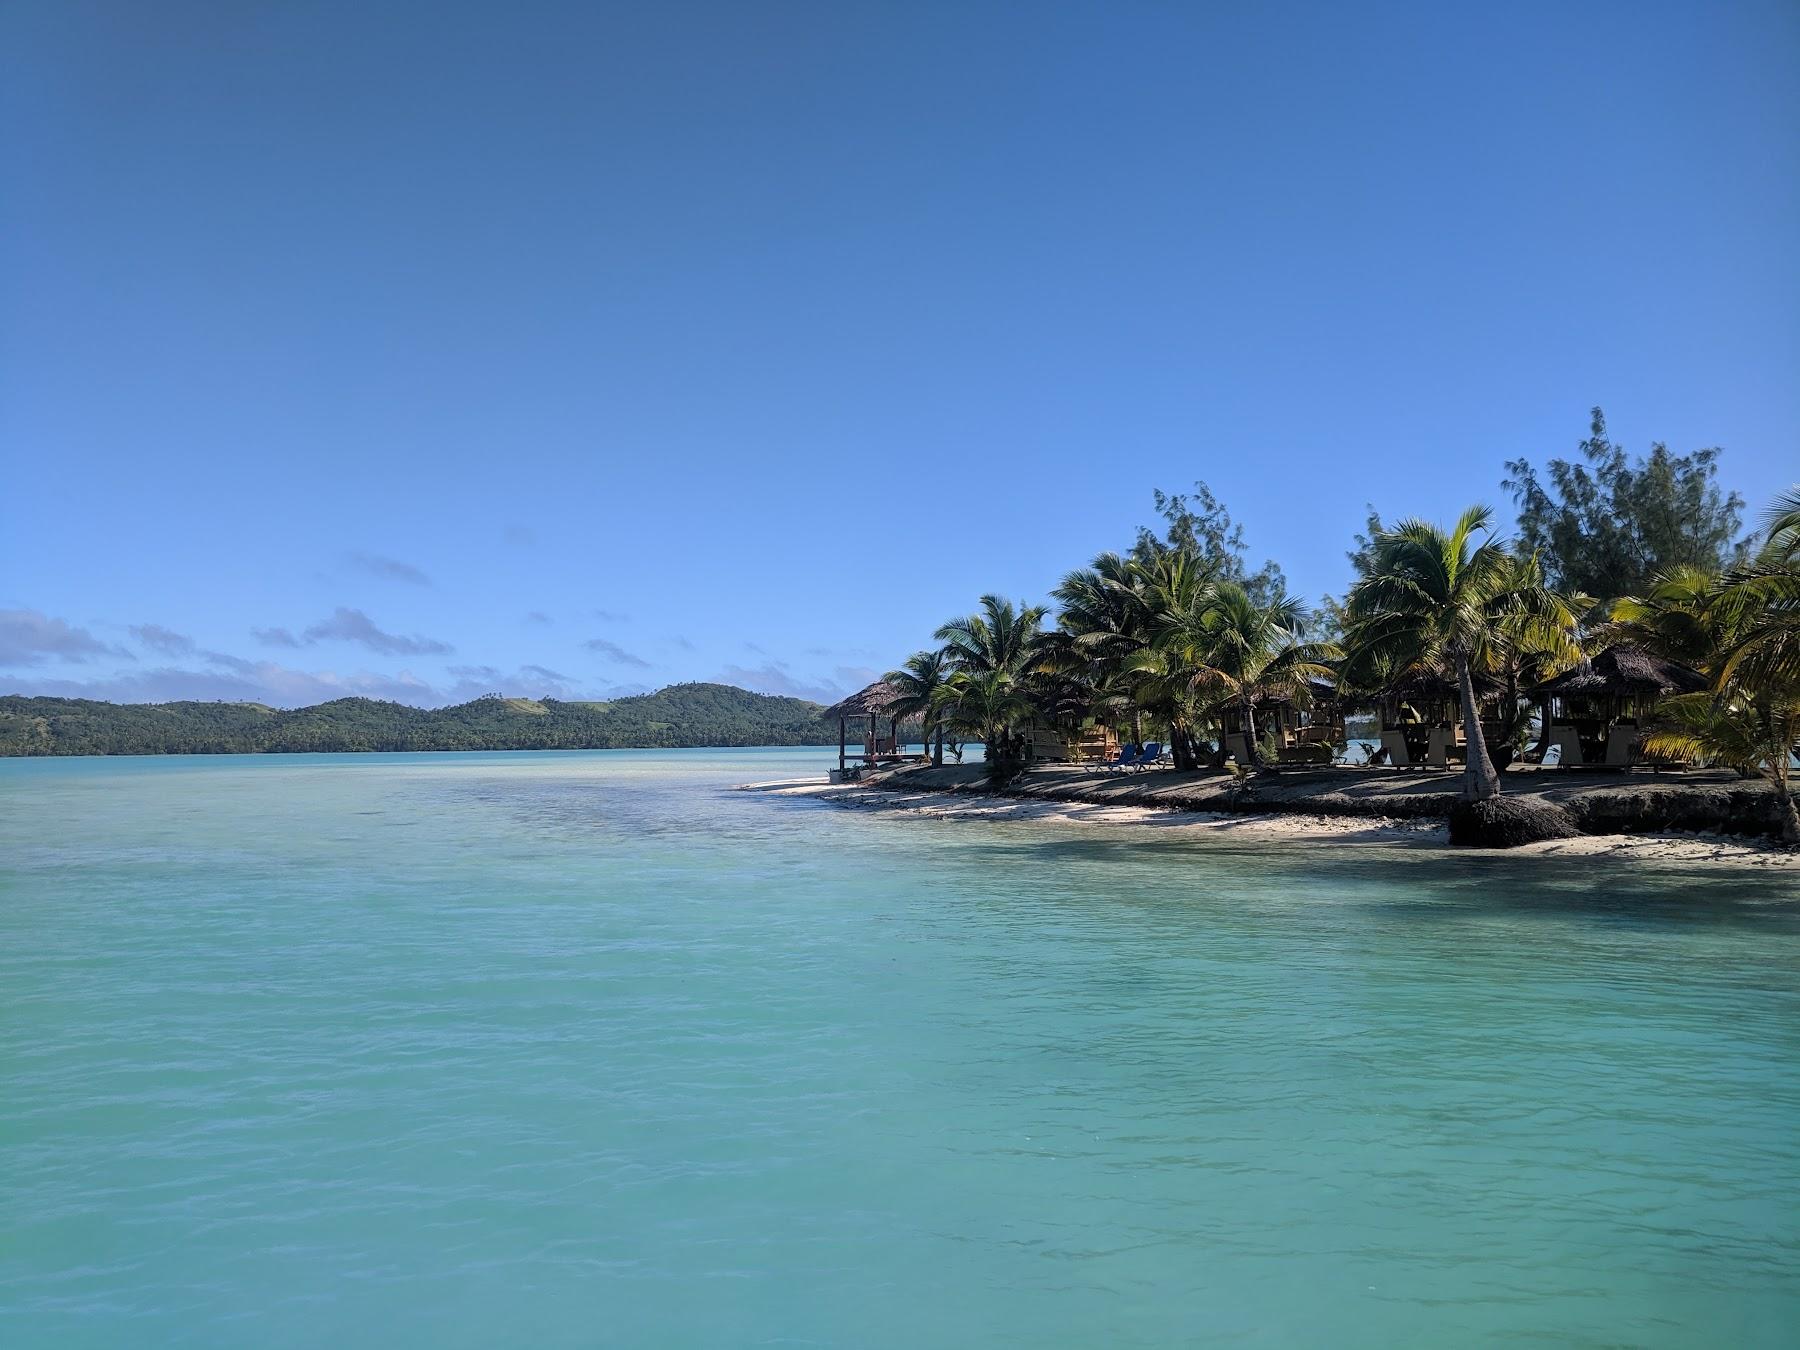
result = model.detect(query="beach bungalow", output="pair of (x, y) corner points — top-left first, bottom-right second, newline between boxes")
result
(824, 680), (921, 778)
(1021, 720), (1119, 764)
(1217, 678), (1346, 765)
(1528, 643), (1707, 768)
(1006, 671), (1121, 764)
(1363, 668), (1506, 769)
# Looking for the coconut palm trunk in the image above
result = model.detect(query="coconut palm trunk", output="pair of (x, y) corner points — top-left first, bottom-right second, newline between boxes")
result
(1170, 722), (1194, 771)
(1239, 692), (1261, 768)
(1457, 651), (1501, 800)
(1768, 726), (1799, 844)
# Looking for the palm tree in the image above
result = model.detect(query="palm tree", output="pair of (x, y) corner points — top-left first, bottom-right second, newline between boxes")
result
(930, 668), (1037, 777)
(1046, 550), (1197, 747)
(1641, 691), (1798, 841)
(1612, 488), (1800, 842)
(1044, 554), (1147, 736)
(933, 595), (1049, 774)
(1137, 583), (1336, 769)
(885, 649), (952, 766)
(1760, 486), (1800, 563)
(935, 594), (1048, 677)
(1489, 550), (1587, 760)
(1121, 548), (1225, 767)
(1670, 488), (1800, 841)
(1345, 505), (1576, 801)
(1717, 488), (1800, 693)
(1607, 566), (1729, 669)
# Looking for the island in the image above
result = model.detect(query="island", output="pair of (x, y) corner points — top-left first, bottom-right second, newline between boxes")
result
(0, 683), (841, 756)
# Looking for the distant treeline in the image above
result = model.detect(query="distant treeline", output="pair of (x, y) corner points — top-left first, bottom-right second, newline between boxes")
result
(0, 683), (841, 756)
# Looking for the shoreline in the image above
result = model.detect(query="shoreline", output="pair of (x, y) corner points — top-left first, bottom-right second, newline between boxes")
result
(746, 766), (1800, 869)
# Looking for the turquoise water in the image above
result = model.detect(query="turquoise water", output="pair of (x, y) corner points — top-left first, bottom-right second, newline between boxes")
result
(3, 750), (1798, 1348)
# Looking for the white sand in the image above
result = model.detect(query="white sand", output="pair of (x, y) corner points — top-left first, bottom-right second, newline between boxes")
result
(744, 778), (1800, 869)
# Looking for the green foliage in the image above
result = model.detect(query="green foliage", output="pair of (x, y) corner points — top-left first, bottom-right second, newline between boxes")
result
(1344, 505), (1580, 800)
(1641, 692), (1792, 781)
(1346, 504), (1388, 580)
(1617, 486), (1800, 841)
(934, 595), (1047, 676)
(885, 649), (953, 764)
(1503, 407), (1747, 601)
(0, 684), (840, 756)
(1134, 481), (1286, 607)
(1131, 580), (1336, 770)
(929, 596), (1052, 754)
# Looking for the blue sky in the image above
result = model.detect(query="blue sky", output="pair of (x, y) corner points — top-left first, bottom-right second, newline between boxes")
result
(3, 1), (1796, 707)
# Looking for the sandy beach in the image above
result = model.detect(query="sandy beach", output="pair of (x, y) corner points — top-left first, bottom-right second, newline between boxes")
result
(748, 775), (1800, 869)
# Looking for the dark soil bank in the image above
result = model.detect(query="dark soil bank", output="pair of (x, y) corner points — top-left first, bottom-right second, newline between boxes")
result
(863, 762), (1791, 841)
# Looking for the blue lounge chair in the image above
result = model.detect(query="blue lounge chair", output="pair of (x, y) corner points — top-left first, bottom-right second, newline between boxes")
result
(1093, 743), (1135, 772)
(1105, 743), (1141, 774)
(1130, 741), (1165, 771)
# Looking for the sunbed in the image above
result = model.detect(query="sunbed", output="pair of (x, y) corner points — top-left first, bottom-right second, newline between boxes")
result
(1546, 724), (1584, 769)
(1130, 741), (1165, 771)
(1105, 744), (1141, 774)
(1600, 724), (1639, 770)
(1378, 729), (1414, 769)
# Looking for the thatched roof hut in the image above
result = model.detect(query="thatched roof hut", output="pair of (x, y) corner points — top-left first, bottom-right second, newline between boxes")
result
(825, 679), (913, 774)
(823, 680), (906, 720)
(1530, 644), (1707, 701)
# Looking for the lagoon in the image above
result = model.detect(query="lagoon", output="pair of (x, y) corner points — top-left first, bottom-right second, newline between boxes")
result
(3, 749), (1798, 1347)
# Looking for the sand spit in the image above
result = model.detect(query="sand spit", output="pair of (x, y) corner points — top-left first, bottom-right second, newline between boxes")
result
(743, 764), (1799, 869)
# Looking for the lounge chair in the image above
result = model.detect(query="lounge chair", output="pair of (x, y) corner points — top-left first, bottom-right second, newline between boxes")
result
(1546, 725), (1584, 769)
(1600, 724), (1639, 771)
(1221, 732), (1251, 765)
(1426, 726), (1453, 770)
(1378, 729), (1414, 769)
(1091, 744), (1133, 773)
(1130, 741), (1165, 771)
(1105, 743), (1141, 774)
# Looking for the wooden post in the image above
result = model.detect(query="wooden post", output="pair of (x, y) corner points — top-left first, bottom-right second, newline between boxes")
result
(839, 715), (847, 773)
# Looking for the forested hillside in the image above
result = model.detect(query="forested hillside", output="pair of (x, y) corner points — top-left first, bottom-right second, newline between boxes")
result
(0, 683), (841, 756)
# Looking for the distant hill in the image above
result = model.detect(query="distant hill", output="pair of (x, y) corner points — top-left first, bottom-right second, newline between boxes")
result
(0, 683), (845, 756)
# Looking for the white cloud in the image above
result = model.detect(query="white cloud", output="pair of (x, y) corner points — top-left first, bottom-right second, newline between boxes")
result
(5, 662), (436, 707)
(303, 607), (452, 656)
(131, 623), (196, 656)
(0, 609), (130, 666)
(713, 661), (866, 704)
(582, 637), (650, 668)
(347, 552), (432, 586)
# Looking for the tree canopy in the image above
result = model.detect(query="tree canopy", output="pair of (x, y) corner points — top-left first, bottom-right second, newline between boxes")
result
(0, 683), (840, 756)
(1134, 481), (1286, 607)
(1503, 407), (1746, 601)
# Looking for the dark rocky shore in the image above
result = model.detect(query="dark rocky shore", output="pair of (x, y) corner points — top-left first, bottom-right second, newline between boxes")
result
(853, 761), (1793, 842)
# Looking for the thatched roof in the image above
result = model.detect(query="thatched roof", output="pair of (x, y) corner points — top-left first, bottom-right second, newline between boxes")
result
(823, 679), (907, 719)
(1383, 668), (1503, 705)
(1530, 644), (1708, 699)
(1253, 676), (1339, 707)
